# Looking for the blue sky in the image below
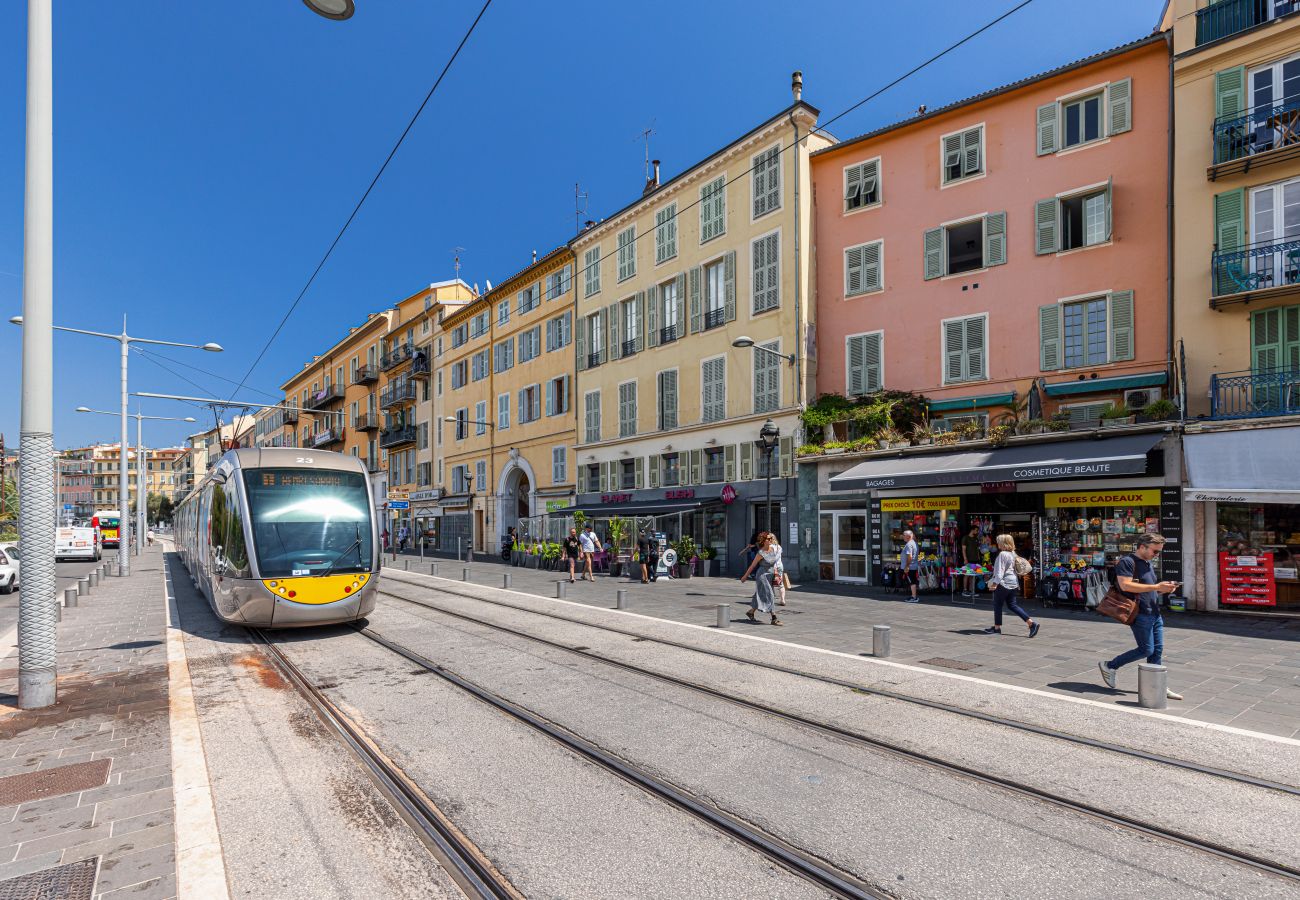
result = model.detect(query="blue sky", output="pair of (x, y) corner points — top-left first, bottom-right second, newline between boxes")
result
(0, 0), (1164, 450)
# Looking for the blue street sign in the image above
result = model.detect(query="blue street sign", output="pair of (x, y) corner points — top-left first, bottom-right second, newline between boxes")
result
(63, 504), (72, 510)
(388, 500), (410, 510)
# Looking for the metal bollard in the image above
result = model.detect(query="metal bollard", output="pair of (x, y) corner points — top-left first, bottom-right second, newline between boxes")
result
(78, 577), (89, 596)
(429, 563), (438, 577)
(64, 588), (78, 609)
(873, 625), (892, 658)
(1138, 664), (1168, 710)
(556, 581), (567, 599)
(458, 538), (463, 562)
(88, 572), (99, 589)
(403, 560), (410, 571)
(503, 573), (512, 589)
(462, 567), (471, 581)
(716, 604), (730, 628)
(616, 589), (627, 609)
(56, 601), (61, 622)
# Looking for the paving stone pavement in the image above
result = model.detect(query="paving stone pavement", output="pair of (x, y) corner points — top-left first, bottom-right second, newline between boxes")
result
(386, 551), (1300, 738)
(0, 548), (177, 900)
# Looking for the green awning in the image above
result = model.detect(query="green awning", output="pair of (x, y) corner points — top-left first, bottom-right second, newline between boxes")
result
(928, 392), (1015, 412)
(1042, 372), (1167, 398)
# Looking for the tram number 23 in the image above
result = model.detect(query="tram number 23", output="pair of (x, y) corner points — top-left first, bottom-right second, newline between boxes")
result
(296, 457), (314, 464)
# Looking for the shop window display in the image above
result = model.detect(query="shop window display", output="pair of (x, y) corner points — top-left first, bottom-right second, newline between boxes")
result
(1039, 490), (1161, 606)
(1217, 504), (1300, 611)
(880, 497), (959, 591)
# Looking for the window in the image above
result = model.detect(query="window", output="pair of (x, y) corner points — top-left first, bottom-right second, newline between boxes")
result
(618, 381), (637, 438)
(418, 422), (428, 450)
(661, 453), (680, 486)
(584, 312), (604, 368)
(1037, 79), (1131, 155)
(474, 401), (487, 436)
(584, 245), (601, 297)
(620, 460), (637, 490)
(1060, 402), (1109, 429)
(705, 260), (725, 324)
(844, 158), (880, 211)
(659, 279), (679, 343)
(752, 145), (781, 218)
(655, 203), (677, 263)
(498, 393), (510, 431)
(757, 443), (781, 479)
(1035, 182), (1112, 254)
(518, 326), (541, 363)
(451, 360), (467, 389)
(700, 175), (726, 242)
(1062, 298), (1109, 369)
(846, 332), (883, 395)
(545, 266), (572, 300)
(751, 231), (779, 313)
(845, 240), (883, 296)
(923, 213), (1006, 279)
(1251, 304), (1300, 376)
(471, 349), (489, 381)
(934, 412), (989, 433)
(617, 226), (636, 281)
(754, 340), (780, 414)
(546, 375), (571, 417)
(941, 125), (983, 184)
(517, 284), (539, 315)
(1039, 291), (1134, 371)
(436, 370), (442, 396)
(552, 447), (567, 484)
(494, 339), (514, 373)
(657, 370), (678, 431)
(451, 464), (469, 494)
(702, 356), (726, 423)
(497, 299), (511, 326)
(469, 311), (490, 338)
(454, 408), (468, 440)
(620, 296), (640, 355)
(475, 461), (486, 493)
(546, 312), (572, 352)
(704, 447), (725, 483)
(584, 391), (601, 443)
(942, 315), (988, 385)
(518, 384), (541, 424)
(1062, 93), (1103, 149)
(586, 464), (601, 492)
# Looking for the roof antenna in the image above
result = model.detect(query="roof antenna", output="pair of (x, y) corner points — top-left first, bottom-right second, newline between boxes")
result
(634, 119), (656, 182)
(574, 182), (589, 235)
(451, 247), (465, 284)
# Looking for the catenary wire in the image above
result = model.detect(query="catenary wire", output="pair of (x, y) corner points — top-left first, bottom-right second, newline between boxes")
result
(134, 347), (283, 402)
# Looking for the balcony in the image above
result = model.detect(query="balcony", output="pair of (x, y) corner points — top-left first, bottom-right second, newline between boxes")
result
(1210, 237), (1300, 308)
(354, 413), (380, 432)
(703, 307), (725, 331)
(621, 338), (638, 357)
(408, 353), (431, 379)
(1209, 367), (1300, 419)
(659, 325), (678, 345)
(1210, 95), (1300, 179)
(310, 428), (343, 448)
(379, 425), (417, 449)
(304, 384), (343, 411)
(366, 457), (381, 474)
(380, 343), (414, 371)
(1195, 0), (1294, 46)
(281, 407), (299, 424)
(380, 381), (418, 408)
(586, 350), (605, 369)
(353, 364), (378, 385)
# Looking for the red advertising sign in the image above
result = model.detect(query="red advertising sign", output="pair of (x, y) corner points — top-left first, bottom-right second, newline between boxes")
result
(720, 484), (737, 504)
(1219, 552), (1276, 606)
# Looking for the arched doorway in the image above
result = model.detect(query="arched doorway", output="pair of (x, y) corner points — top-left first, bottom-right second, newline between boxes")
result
(498, 460), (536, 540)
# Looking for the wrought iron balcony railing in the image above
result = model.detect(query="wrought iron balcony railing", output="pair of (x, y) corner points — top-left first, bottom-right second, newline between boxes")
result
(353, 413), (379, 432)
(1210, 236), (1300, 299)
(409, 354), (431, 378)
(310, 428), (343, 448)
(1212, 95), (1300, 165)
(380, 380), (419, 408)
(1209, 367), (1300, 419)
(304, 384), (344, 410)
(621, 338), (638, 357)
(1196, 0), (1289, 46)
(379, 425), (417, 448)
(703, 307), (725, 331)
(659, 325), (678, 345)
(379, 343), (414, 371)
(586, 350), (605, 369)
(281, 407), (299, 424)
(353, 364), (378, 385)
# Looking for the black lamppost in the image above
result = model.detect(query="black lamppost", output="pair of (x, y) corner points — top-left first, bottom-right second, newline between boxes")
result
(756, 419), (780, 534)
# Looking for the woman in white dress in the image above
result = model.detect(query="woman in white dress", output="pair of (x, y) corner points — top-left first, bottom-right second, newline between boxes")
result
(740, 532), (784, 626)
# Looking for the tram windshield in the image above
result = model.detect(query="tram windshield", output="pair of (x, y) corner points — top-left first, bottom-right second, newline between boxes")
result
(243, 468), (372, 578)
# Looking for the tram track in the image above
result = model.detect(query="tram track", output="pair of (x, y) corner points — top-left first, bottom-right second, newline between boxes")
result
(377, 573), (1300, 797)
(247, 628), (521, 900)
(374, 582), (1300, 886)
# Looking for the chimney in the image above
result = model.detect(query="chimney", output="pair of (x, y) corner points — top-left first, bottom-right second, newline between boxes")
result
(652, 159), (660, 185)
(584, 219), (596, 231)
(791, 70), (803, 103)
(643, 160), (661, 196)
(532, 249), (537, 263)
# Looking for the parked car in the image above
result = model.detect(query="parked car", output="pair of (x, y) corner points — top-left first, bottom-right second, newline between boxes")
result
(0, 547), (20, 594)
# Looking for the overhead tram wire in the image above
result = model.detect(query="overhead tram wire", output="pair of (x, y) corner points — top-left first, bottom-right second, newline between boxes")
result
(134, 346), (284, 402)
(571, 0), (1037, 286)
(223, 0), (494, 407)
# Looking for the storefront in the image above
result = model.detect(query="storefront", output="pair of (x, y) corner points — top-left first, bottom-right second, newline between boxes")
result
(410, 488), (442, 550)
(1185, 426), (1300, 614)
(824, 431), (1180, 601)
(435, 493), (472, 556)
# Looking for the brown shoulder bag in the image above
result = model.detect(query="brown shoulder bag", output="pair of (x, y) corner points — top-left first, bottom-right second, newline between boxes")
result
(1096, 586), (1138, 625)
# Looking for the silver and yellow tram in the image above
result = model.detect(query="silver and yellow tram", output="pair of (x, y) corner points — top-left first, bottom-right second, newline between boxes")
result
(174, 448), (379, 627)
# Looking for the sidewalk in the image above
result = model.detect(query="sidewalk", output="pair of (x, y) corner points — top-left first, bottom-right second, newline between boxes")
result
(0, 550), (177, 900)
(384, 550), (1300, 738)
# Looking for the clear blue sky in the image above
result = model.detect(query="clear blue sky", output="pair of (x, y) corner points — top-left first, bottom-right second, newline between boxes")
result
(0, 0), (1164, 451)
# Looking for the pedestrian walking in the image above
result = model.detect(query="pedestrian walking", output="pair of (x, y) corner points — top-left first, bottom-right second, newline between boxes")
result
(636, 529), (653, 583)
(739, 530), (760, 578)
(901, 529), (921, 602)
(563, 528), (582, 583)
(646, 534), (660, 583)
(1098, 533), (1183, 700)
(961, 524), (981, 597)
(740, 532), (784, 626)
(983, 534), (1040, 637)
(578, 523), (602, 582)
(398, 525), (409, 552)
(771, 535), (787, 606)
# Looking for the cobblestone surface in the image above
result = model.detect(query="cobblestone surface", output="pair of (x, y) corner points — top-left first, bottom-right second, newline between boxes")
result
(0, 548), (176, 899)
(385, 551), (1300, 737)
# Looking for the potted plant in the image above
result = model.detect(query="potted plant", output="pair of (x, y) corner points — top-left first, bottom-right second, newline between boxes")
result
(877, 426), (906, 449)
(848, 436), (878, 453)
(934, 429), (960, 446)
(1099, 402), (1134, 427)
(909, 421), (935, 446)
(796, 443), (823, 457)
(607, 516), (630, 577)
(1046, 412), (1071, 432)
(542, 541), (561, 570)
(699, 545), (717, 576)
(1018, 417), (1048, 436)
(1140, 398), (1178, 422)
(821, 440), (851, 455)
(953, 419), (983, 442)
(672, 536), (697, 578)
(986, 424), (1011, 448)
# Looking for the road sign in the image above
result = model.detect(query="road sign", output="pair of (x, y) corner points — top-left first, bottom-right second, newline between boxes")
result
(63, 504), (72, 510)
(388, 500), (410, 510)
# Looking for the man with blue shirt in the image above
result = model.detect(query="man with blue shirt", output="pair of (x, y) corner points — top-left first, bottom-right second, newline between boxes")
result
(1099, 533), (1183, 700)
(901, 529), (920, 603)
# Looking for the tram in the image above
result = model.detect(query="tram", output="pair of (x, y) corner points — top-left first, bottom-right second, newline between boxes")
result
(174, 448), (379, 627)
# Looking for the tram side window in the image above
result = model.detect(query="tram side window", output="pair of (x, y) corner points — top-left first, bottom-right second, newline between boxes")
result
(223, 485), (250, 577)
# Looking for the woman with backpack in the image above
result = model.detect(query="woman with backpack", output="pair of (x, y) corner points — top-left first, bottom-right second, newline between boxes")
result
(984, 533), (1040, 637)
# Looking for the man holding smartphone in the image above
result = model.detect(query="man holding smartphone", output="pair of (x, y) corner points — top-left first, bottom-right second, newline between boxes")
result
(1099, 533), (1183, 700)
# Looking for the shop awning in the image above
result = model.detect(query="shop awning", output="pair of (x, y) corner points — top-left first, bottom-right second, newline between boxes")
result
(829, 432), (1163, 492)
(928, 392), (1016, 412)
(1042, 371), (1167, 398)
(563, 500), (704, 517)
(1184, 426), (1300, 503)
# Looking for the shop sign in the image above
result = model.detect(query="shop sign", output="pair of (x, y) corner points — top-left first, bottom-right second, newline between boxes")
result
(1184, 488), (1300, 504)
(879, 496), (961, 513)
(1219, 552), (1276, 606)
(387, 491), (409, 501)
(980, 481), (1016, 494)
(664, 489), (695, 500)
(600, 493), (633, 503)
(721, 484), (737, 504)
(545, 499), (573, 513)
(1043, 489), (1160, 509)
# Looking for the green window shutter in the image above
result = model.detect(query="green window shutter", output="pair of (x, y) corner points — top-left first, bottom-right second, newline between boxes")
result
(634, 456), (644, 490)
(1109, 290), (1135, 362)
(1104, 176), (1114, 241)
(545, 379), (555, 417)
(675, 273), (687, 333)
(862, 158), (879, 203)
(923, 227), (944, 280)
(724, 444), (736, 482)
(1036, 102), (1058, 155)
(1039, 304), (1061, 371)
(1214, 188), (1245, 296)
(844, 164), (862, 210)
(962, 127), (982, 176)
(863, 331), (882, 392)
(634, 291), (646, 353)
(1285, 306), (1300, 371)
(607, 303), (621, 360)
(600, 461), (610, 491)
(1252, 308), (1281, 373)
(689, 449), (702, 485)
(1106, 77), (1132, 136)
(965, 316), (986, 380)
(863, 241), (882, 292)
(739, 442), (753, 480)
(942, 133), (962, 182)
(723, 250), (737, 322)
(944, 319), (966, 383)
(576, 316), (587, 371)
(1214, 66), (1245, 120)
(845, 246), (864, 295)
(778, 435), (794, 478)
(983, 212), (1007, 266)
(648, 455), (659, 489)
(689, 266), (702, 333)
(1034, 198), (1058, 255)
(646, 285), (659, 348)
(846, 334), (865, 395)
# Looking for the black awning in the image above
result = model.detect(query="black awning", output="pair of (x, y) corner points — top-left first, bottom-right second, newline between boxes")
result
(563, 500), (705, 517)
(829, 432), (1163, 492)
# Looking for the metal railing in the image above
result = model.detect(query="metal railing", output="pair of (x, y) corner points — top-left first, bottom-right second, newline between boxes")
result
(352, 364), (378, 385)
(703, 307), (725, 330)
(586, 350), (605, 369)
(1209, 366), (1300, 419)
(353, 413), (379, 431)
(379, 343), (414, 371)
(1212, 95), (1300, 164)
(621, 338), (638, 357)
(704, 463), (725, 483)
(281, 407), (299, 424)
(1211, 237), (1300, 297)
(409, 355), (431, 377)
(1196, 0), (1280, 45)
(380, 380), (419, 408)
(659, 325), (678, 344)
(310, 428), (342, 447)
(304, 384), (343, 410)
(379, 425), (417, 448)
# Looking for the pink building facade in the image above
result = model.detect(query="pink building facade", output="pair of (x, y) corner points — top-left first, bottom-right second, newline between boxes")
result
(801, 35), (1182, 589)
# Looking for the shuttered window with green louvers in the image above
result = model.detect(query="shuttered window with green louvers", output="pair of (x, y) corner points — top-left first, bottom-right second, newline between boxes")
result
(619, 381), (637, 438)
(700, 176), (726, 242)
(583, 245), (601, 298)
(617, 227), (636, 282)
(844, 158), (880, 211)
(657, 370), (678, 431)
(943, 315), (987, 385)
(942, 125), (983, 184)
(701, 357), (726, 423)
(754, 341), (780, 414)
(846, 332), (883, 395)
(584, 390), (600, 444)
(752, 232), (780, 313)
(752, 145), (781, 218)
(845, 241), (883, 296)
(655, 203), (677, 264)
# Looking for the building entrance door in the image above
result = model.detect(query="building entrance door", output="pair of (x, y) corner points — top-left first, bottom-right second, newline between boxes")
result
(834, 512), (868, 582)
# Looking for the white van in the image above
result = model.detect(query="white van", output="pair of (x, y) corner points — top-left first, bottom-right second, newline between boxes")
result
(55, 526), (100, 561)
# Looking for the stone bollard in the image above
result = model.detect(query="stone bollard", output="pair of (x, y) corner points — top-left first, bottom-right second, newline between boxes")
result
(462, 567), (471, 581)
(78, 577), (89, 596)
(403, 560), (410, 571)
(88, 572), (99, 589)
(556, 581), (567, 599)
(64, 588), (78, 609)
(1138, 664), (1168, 710)
(716, 604), (730, 629)
(616, 589), (627, 610)
(429, 563), (439, 577)
(503, 573), (512, 589)
(873, 625), (891, 658)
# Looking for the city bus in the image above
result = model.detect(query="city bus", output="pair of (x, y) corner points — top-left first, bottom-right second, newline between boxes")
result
(93, 510), (122, 548)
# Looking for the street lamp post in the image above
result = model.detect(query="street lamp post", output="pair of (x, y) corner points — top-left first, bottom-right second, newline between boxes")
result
(756, 420), (780, 535)
(444, 415), (494, 559)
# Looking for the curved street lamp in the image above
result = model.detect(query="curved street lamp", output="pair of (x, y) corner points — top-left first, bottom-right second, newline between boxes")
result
(303, 0), (355, 20)
(755, 419), (780, 534)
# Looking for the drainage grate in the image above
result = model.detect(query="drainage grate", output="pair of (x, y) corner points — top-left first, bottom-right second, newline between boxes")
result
(918, 657), (981, 671)
(0, 858), (98, 900)
(0, 759), (111, 807)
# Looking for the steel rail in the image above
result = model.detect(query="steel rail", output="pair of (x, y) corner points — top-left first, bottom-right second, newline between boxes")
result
(374, 586), (1300, 884)
(247, 628), (519, 900)
(355, 625), (886, 900)
(377, 573), (1300, 797)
